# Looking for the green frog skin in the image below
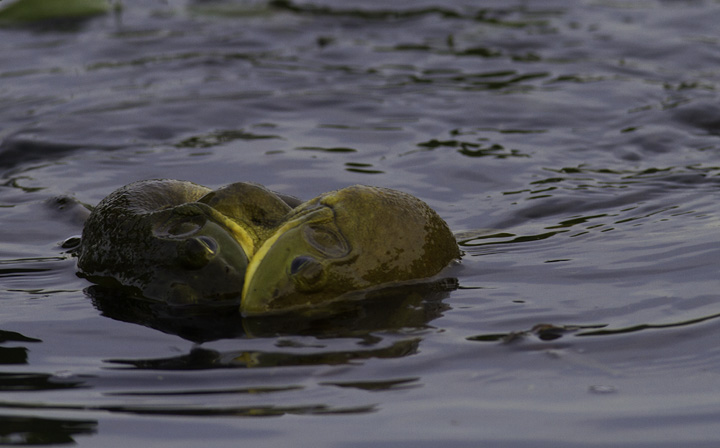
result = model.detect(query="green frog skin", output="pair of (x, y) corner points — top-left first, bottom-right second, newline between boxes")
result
(77, 179), (296, 304)
(241, 185), (461, 315)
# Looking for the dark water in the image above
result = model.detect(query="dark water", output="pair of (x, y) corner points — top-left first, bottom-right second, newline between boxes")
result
(2, 0), (720, 445)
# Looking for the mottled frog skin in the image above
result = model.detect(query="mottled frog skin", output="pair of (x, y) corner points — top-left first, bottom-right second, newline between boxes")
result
(241, 185), (461, 315)
(78, 180), (460, 312)
(77, 179), (296, 305)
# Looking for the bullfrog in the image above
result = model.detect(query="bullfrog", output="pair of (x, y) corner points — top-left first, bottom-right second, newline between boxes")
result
(77, 179), (297, 305)
(78, 180), (460, 314)
(241, 185), (461, 315)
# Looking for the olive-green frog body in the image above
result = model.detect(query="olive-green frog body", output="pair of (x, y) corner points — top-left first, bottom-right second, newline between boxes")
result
(241, 185), (461, 315)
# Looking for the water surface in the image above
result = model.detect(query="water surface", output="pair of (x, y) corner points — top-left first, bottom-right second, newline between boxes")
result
(2, 0), (720, 446)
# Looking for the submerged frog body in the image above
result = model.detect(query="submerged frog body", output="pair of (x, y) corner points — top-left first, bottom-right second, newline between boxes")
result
(241, 185), (461, 315)
(77, 179), (297, 304)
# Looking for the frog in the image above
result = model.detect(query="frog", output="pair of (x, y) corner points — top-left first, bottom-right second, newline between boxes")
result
(240, 185), (461, 315)
(77, 179), (298, 305)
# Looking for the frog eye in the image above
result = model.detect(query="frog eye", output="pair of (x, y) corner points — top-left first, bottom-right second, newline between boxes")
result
(288, 255), (325, 291)
(178, 236), (218, 269)
(289, 255), (313, 275)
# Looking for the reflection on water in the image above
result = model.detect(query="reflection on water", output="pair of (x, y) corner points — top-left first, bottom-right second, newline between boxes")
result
(106, 339), (420, 370)
(0, 398), (376, 418)
(467, 322), (608, 343)
(0, 415), (96, 446)
(87, 277), (457, 342)
(0, 348), (29, 366)
(0, 330), (40, 345)
(0, 328), (95, 445)
(416, 137), (531, 159)
(465, 314), (720, 343)
(0, 372), (87, 392)
(174, 129), (282, 149)
(0, 330), (40, 367)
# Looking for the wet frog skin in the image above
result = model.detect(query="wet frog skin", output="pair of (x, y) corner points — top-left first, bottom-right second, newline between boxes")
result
(77, 179), (296, 305)
(241, 185), (461, 315)
(78, 180), (460, 312)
